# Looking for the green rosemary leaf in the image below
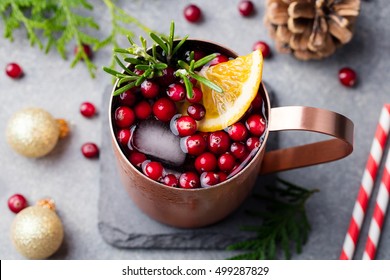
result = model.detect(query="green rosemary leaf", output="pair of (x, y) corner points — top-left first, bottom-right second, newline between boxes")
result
(191, 73), (223, 93)
(118, 76), (138, 87)
(102, 66), (129, 78)
(172, 35), (189, 57)
(150, 32), (169, 54)
(124, 57), (144, 65)
(183, 76), (194, 99)
(114, 55), (134, 75)
(135, 65), (150, 71)
(154, 63), (168, 70)
(113, 82), (135, 96)
(169, 21), (175, 47)
(114, 48), (131, 54)
(194, 53), (217, 69)
(178, 60), (190, 71)
(135, 76), (146, 87)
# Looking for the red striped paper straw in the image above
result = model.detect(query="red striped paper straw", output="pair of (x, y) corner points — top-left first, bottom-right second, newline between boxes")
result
(340, 104), (390, 260)
(362, 150), (390, 260)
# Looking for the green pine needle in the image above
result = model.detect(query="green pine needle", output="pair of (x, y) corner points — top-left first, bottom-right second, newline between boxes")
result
(227, 178), (319, 260)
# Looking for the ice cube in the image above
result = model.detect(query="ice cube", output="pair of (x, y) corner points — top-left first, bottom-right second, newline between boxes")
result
(133, 119), (186, 167)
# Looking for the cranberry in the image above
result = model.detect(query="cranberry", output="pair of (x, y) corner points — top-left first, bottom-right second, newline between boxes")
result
(129, 151), (147, 167)
(153, 97), (177, 122)
(339, 67), (357, 87)
(115, 106), (136, 128)
(81, 142), (99, 158)
(245, 114), (266, 136)
(5, 63), (23, 79)
(116, 129), (131, 146)
(208, 131), (231, 154)
(251, 94), (263, 111)
(187, 103), (206, 121)
(119, 89), (138, 106)
(218, 171), (228, 182)
(198, 132), (209, 142)
(200, 172), (220, 188)
(184, 4), (202, 23)
(230, 142), (248, 160)
(162, 174), (179, 187)
(175, 116), (197, 137)
(209, 54), (229, 66)
(195, 152), (217, 173)
(157, 67), (176, 87)
(181, 134), (207, 155)
(253, 41), (271, 58)
(185, 50), (206, 63)
(167, 83), (186, 102)
(238, 0), (254, 16)
(134, 69), (145, 76)
(179, 172), (200, 189)
(143, 161), (164, 181)
(141, 80), (160, 99)
(246, 137), (261, 151)
(134, 100), (152, 120)
(8, 194), (28, 213)
(218, 153), (236, 173)
(227, 123), (248, 141)
(186, 87), (203, 103)
(80, 102), (96, 118)
(74, 44), (93, 59)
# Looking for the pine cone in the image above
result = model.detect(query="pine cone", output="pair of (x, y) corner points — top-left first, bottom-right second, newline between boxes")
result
(264, 0), (361, 60)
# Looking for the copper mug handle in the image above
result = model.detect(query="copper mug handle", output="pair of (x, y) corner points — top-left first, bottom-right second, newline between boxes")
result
(259, 106), (354, 175)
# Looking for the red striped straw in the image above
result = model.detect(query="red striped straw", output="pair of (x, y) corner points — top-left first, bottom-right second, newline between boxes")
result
(340, 104), (390, 260)
(362, 150), (390, 260)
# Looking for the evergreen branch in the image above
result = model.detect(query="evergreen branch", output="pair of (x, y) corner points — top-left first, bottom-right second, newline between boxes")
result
(227, 178), (319, 260)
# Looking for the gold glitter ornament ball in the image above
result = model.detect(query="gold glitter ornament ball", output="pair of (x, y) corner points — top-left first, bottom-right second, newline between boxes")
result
(6, 108), (60, 158)
(11, 205), (64, 259)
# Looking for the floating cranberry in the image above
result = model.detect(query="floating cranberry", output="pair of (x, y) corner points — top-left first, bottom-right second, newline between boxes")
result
(218, 153), (236, 173)
(208, 131), (231, 154)
(185, 50), (206, 63)
(162, 174), (179, 187)
(209, 54), (229, 66)
(80, 102), (96, 118)
(200, 172), (220, 188)
(81, 142), (99, 158)
(167, 83), (186, 102)
(186, 87), (203, 103)
(115, 106), (135, 128)
(195, 152), (217, 173)
(153, 97), (177, 122)
(245, 114), (266, 136)
(141, 80), (160, 99)
(116, 128), (132, 146)
(187, 103), (206, 121)
(157, 67), (176, 87)
(198, 132), (209, 142)
(175, 116), (197, 137)
(230, 142), (248, 160)
(5, 63), (23, 79)
(227, 123), (248, 141)
(253, 41), (271, 58)
(129, 151), (147, 167)
(74, 44), (93, 59)
(119, 89), (138, 106)
(8, 194), (28, 213)
(179, 172), (200, 189)
(143, 161), (164, 181)
(134, 100), (152, 120)
(246, 137), (261, 151)
(184, 4), (202, 23)
(218, 171), (228, 182)
(251, 94), (263, 111)
(339, 67), (357, 87)
(238, 0), (254, 16)
(181, 134), (207, 155)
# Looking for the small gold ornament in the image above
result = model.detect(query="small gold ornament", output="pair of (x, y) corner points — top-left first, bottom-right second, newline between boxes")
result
(11, 199), (64, 259)
(6, 108), (69, 158)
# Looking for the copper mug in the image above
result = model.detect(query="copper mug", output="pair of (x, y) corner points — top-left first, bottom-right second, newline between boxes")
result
(109, 40), (354, 228)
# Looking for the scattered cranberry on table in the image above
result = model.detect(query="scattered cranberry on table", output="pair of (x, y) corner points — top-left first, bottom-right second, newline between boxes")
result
(184, 4), (202, 23)
(5, 63), (23, 79)
(81, 142), (99, 158)
(74, 44), (93, 60)
(253, 41), (271, 58)
(80, 102), (96, 118)
(8, 194), (28, 213)
(339, 67), (357, 87)
(238, 0), (254, 17)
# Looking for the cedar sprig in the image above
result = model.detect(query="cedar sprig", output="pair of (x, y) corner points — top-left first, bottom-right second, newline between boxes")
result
(227, 178), (319, 260)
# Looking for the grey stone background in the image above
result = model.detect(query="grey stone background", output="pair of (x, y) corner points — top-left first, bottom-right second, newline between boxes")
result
(0, 0), (389, 259)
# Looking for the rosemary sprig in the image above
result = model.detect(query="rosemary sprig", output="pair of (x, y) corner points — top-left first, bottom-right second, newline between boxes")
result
(227, 178), (319, 260)
(103, 21), (223, 96)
